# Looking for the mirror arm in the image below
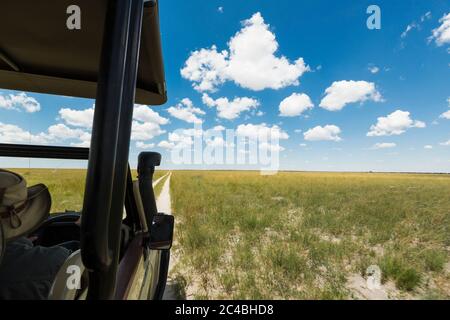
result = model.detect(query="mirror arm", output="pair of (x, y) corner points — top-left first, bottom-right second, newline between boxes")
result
(137, 152), (161, 228)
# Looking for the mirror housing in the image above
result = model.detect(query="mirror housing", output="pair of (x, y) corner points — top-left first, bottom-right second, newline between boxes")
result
(149, 213), (174, 250)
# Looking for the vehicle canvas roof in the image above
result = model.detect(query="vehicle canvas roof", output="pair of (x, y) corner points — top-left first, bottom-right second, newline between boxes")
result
(0, 0), (167, 105)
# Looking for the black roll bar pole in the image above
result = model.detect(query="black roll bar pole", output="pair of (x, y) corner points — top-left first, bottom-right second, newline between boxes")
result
(80, 0), (132, 299)
(108, 0), (145, 298)
(0, 143), (89, 160)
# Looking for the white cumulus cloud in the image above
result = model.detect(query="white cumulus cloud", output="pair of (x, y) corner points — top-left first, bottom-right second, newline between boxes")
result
(236, 123), (289, 141)
(440, 97), (450, 119)
(0, 92), (40, 113)
(136, 141), (155, 149)
(304, 125), (342, 142)
(59, 106), (95, 128)
(319, 80), (382, 111)
(158, 140), (176, 150)
(47, 123), (86, 140)
(181, 12), (310, 92)
(212, 125), (226, 131)
(279, 93), (314, 117)
(0, 122), (51, 144)
(0, 121), (94, 147)
(180, 46), (229, 92)
(58, 104), (167, 146)
(429, 13), (450, 46)
(158, 128), (203, 150)
(134, 104), (169, 125)
(236, 123), (288, 154)
(202, 93), (259, 120)
(131, 121), (166, 141)
(440, 110), (450, 119)
(70, 132), (91, 147)
(367, 110), (426, 136)
(167, 98), (205, 124)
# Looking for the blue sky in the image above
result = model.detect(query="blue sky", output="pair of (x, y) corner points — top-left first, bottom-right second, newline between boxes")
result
(0, 0), (449, 172)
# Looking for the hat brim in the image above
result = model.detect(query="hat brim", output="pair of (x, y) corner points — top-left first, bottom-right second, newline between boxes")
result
(2, 184), (51, 241)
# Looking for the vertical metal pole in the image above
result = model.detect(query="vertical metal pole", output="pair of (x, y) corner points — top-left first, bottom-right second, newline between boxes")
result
(81, 0), (132, 299)
(108, 0), (145, 298)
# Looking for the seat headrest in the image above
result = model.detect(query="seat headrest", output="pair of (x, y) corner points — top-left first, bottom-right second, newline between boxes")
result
(48, 249), (85, 300)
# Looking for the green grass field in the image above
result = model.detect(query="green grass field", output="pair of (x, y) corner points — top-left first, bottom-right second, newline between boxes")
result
(8, 169), (450, 299)
(170, 171), (450, 299)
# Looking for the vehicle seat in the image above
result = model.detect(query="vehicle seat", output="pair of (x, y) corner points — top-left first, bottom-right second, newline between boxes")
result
(48, 249), (86, 300)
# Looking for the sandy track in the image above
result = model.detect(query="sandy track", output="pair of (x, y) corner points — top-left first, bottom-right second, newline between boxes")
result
(154, 173), (182, 300)
(147, 172), (180, 299)
(156, 172), (172, 214)
(152, 172), (169, 188)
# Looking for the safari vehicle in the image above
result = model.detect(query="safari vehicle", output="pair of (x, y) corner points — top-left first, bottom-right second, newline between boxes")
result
(0, 0), (174, 299)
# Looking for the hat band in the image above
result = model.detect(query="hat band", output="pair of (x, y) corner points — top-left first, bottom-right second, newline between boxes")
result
(0, 201), (28, 229)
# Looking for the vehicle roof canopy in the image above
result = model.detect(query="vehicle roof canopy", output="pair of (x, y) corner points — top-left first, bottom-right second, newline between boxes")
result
(0, 0), (166, 105)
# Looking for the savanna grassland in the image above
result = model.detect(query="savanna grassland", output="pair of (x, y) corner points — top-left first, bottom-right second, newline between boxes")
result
(170, 171), (450, 299)
(7, 168), (450, 299)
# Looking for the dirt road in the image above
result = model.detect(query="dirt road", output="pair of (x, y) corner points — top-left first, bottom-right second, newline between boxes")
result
(153, 173), (181, 300)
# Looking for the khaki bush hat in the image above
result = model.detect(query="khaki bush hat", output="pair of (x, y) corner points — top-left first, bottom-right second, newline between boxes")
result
(0, 169), (51, 241)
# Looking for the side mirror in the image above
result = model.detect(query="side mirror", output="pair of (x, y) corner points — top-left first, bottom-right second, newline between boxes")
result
(149, 213), (174, 250)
